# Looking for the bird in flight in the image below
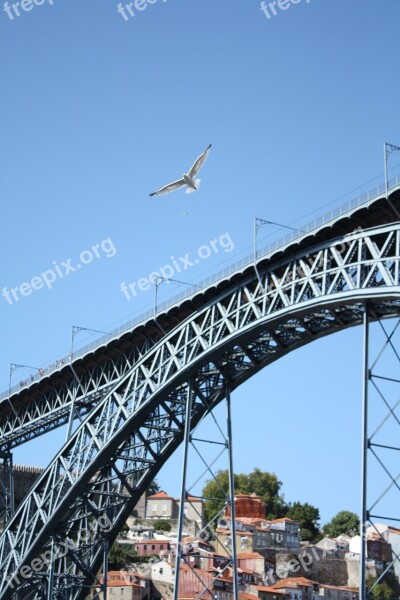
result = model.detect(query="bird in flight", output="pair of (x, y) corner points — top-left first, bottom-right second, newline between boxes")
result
(149, 144), (212, 197)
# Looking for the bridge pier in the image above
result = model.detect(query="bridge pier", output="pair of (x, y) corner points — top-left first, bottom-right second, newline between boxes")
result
(0, 450), (14, 528)
(360, 309), (400, 598)
(173, 376), (239, 600)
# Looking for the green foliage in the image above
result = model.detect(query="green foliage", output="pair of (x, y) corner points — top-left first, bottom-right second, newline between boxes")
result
(108, 544), (127, 570)
(153, 519), (171, 532)
(323, 510), (360, 538)
(108, 543), (153, 570)
(286, 502), (320, 542)
(367, 577), (397, 599)
(202, 467), (286, 523)
(146, 479), (160, 496)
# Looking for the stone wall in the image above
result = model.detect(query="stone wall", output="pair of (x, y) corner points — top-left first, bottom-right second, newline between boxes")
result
(0, 464), (44, 510)
(274, 548), (380, 587)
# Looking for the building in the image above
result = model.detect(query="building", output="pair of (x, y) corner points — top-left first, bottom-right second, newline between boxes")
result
(268, 519), (301, 549)
(253, 586), (290, 600)
(226, 493), (265, 519)
(270, 577), (319, 600)
(145, 491), (205, 528)
(178, 495), (205, 525)
(92, 571), (150, 600)
(178, 565), (214, 600)
(216, 514), (301, 553)
(146, 491), (177, 520)
(134, 539), (170, 556)
(215, 529), (256, 557)
(318, 585), (358, 600)
(349, 534), (392, 564)
(237, 552), (266, 576)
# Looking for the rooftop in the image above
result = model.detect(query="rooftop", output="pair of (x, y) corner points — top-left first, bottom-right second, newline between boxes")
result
(147, 490), (174, 499)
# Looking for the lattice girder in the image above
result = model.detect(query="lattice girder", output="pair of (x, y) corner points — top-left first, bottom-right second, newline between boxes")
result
(1, 225), (400, 599)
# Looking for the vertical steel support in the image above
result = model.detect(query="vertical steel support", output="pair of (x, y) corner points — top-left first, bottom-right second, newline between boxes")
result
(103, 535), (109, 600)
(226, 383), (239, 600)
(253, 219), (263, 287)
(173, 381), (193, 600)
(360, 304), (369, 600)
(0, 450), (14, 526)
(47, 535), (55, 600)
(384, 143), (389, 203)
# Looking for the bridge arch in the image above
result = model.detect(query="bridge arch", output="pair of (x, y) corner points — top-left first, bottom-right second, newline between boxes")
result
(1, 221), (400, 599)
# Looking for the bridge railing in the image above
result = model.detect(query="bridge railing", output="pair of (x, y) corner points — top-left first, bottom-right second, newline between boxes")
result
(2, 175), (400, 401)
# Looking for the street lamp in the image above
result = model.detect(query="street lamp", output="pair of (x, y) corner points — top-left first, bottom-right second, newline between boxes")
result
(8, 363), (39, 395)
(71, 325), (109, 360)
(66, 326), (109, 442)
(152, 277), (201, 317)
(8, 363), (39, 420)
(384, 142), (400, 218)
(253, 218), (305, 287)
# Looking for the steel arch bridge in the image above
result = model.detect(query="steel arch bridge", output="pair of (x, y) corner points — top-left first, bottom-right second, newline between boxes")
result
(1, 185), (400, 599)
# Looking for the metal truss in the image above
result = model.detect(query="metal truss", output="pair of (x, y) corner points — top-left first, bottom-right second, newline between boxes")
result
(360, 312), (400, 597)
(0, 224), (400, 599)
(0, 340), (155, 449)
(172, 379), (239, 600)
(0, 452), (14, 527)
(2, 185), (400, 454)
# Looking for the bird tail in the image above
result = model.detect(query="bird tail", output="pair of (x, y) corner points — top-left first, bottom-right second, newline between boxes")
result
(185, 179), (201, 194)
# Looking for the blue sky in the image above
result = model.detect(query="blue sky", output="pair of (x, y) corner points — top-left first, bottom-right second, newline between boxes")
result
(1, 0), (400, 526)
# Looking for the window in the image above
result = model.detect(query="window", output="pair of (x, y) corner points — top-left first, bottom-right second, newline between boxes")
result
(160, 544), (164, 550)
(162, 503), (167, 512)
(159, 568), (163, 575)
(144, 545), (147, 550)
(152, 544), (156, 550)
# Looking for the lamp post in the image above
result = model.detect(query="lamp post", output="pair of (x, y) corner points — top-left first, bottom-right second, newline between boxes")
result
(66, 326), (109, 441)
(8, 363), (39, 398)
(253, 218), (305, 286)
(71, 326), (109, 360)
(152, 277), (201, 317)
(384, 142), (400, 218)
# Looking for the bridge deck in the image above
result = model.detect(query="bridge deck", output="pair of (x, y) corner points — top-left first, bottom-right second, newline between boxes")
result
(1, 180), (399, 447)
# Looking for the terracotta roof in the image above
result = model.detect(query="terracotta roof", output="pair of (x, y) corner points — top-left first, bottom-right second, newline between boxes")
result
(175, 496), (203, 502)
(272, 577), (317, 590)
(99, 571), (141, 587)
(216, 529), (253, 535)
(147, 490), (174, 499)
(237, 552), (264, 559)
(236, 518), (265, 524)
(388, 527), (400, 535)
(269, 518), (297, 524)
(178, 593), (210, 600)
(239, 593), (260, 600)
(240, 568), (255, 574)
(254, 586), (288, 595)
(321, 585), (358, 592)
(135, 539), (167, 544)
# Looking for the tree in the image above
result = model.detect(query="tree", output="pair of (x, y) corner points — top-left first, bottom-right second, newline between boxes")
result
(146, 479), (160, 496)
(202, 468), (286, 523)
(367, 577), (397, 599)
(286, 502), (320, 542)
(323, 511), (360, 538)
(108, 544), (127, 570)
(153, 519), (171, 532)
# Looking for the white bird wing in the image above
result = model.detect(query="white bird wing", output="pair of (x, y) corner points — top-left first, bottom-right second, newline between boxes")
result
(149, 178), (186, 197)
(188, 144), (212, 178)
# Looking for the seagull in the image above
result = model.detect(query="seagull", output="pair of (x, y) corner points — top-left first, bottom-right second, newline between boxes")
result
(149, 144), (212, 197)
